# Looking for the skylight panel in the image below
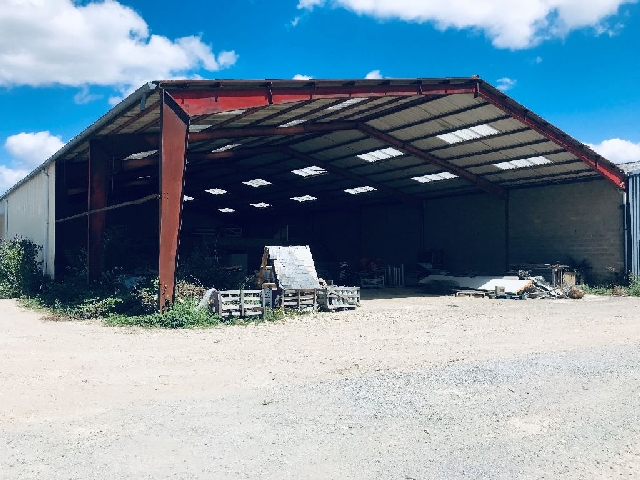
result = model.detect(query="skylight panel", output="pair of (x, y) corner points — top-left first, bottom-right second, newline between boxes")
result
(493, 156), (552, 170)
(344, 186), (376, 195)
(279, 119), (307, 128)
(437, 124), (500, 144)
(291, 195), (317, 202)
(218, 208), (235, 213)
(357, 147), (404, 163)
(189, 124), (211, 132)
(250, 202), (271, 208)
(211, 143), (241, 153)
(326, 97), (367, 110)
(291, 166), (327, 177)
(125, 149), (157, 160)
(243, 179), (272, 187)
(215, 109), (246, 116)
(412, 172), (458, 183)
(205, 188), (227, 195)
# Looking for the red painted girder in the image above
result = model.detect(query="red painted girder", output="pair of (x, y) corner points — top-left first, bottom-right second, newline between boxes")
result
(87, 140), (111, 283)
(158, 91), (190, 310)
(168, 84), (477, 116)
(478, 87), (626, 190)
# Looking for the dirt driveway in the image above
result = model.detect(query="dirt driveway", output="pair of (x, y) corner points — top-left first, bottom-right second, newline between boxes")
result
(1, 292), (639, 479)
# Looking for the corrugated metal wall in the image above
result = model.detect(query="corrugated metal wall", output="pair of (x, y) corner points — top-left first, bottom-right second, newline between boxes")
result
(3, 164), (56, 277)
(629, 173), (640, 276)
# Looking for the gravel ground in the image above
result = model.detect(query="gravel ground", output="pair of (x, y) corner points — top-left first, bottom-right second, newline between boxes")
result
(1, 292), (639, 479)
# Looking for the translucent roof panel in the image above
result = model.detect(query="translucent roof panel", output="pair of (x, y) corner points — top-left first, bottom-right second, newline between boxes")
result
(243, 179), (272, 187)
(326, 97), (368, 111)
(344, 186), (376, 195)
(357, 147), (404, 163)
(494, 156), (552, 170)
(437, 124), (500, 144)
(291, 166), (327, 177)
(211, 143), (241, 153)
(291, 195), (317, 202)
(205, 188), (227, 195)
(412, 172), (458, 183)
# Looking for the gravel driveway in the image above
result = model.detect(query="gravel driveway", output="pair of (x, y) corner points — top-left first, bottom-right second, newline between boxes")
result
(1, 292), (639, 479)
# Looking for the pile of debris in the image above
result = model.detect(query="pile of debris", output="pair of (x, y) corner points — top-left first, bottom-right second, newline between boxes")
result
(419, 272), (585, 300)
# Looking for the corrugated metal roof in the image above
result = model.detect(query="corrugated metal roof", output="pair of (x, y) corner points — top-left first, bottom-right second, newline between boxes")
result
(2, 77), (626, 214)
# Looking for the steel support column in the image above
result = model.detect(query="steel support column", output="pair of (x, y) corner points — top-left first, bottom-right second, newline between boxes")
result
(159, 91), (190, 310)
(87, 140), (111, 282)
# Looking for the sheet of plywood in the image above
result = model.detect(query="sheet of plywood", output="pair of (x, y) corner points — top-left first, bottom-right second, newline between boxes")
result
(419, 275), (533, 294)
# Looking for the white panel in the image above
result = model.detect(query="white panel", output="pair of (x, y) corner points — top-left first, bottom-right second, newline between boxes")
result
(5, 164), (56, 277)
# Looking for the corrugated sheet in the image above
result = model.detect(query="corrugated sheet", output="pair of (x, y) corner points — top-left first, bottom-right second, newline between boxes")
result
(4, 164), (55, 277)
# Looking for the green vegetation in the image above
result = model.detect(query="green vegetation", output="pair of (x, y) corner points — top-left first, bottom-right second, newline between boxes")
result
(583, 275), (640, 297)
(0, 236), (298, 328)
(0, 237), (43, 298)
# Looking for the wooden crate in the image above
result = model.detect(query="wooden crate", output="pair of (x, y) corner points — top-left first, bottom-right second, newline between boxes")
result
(318, 286), (360, 311)
(281, 289), (317, 311)
(214, 289), (264, 318)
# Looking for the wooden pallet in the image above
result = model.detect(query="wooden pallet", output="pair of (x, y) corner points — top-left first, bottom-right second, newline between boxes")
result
(281, 289), (317, 311)
(318, 286), (360, 311)
(214, 289), (264, 318)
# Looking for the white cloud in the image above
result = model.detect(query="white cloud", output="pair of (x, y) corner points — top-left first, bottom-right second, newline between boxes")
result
(587, 138), (640, 164)
(5, 132), (65, 168)
(291, 16), (301, 27)
(293, 74), (313, 80)
(0, 0), (237, 91)
(0, 165), (30, 194)
(365, 70), (383, 79)
(0, 131), (65, 194)
(297, 0), (635, 49)
(73, 85), (103, 105)
(496, 77), (517, 91)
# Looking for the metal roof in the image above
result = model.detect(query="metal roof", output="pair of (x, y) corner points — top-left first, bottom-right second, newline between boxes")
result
(2, 77), (626, 215)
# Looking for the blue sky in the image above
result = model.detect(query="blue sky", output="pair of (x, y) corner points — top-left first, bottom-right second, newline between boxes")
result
(1, 0), (640, 191)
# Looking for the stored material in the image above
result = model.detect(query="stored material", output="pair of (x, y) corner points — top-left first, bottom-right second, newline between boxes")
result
(281, 289), (317, 311)
(318, 286), (360, 311)
(213, 289), (264, 318)
(419, 275), (533, 294)
(259, 246), (321, 290)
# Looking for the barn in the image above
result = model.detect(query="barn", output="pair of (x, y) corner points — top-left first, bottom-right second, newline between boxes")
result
(0, 78), (631, 305)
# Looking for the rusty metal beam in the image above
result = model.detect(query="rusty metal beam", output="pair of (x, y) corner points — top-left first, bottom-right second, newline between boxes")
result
(280, 147), (421, 208)
(478, 86), (626, 190)
(358, 124), (507, 198)
(87, 140), (111, 282)
(167, 82), (477, 116)
(158, 91), (190, 310)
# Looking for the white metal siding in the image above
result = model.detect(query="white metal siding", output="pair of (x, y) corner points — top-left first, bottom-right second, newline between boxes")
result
(4, 164), (56, 277)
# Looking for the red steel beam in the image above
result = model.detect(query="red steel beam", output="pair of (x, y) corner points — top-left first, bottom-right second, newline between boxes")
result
(167, 83), (477, 116)
(358, 124), (507, 198)
(87, 140), (111, 282)
(158, 91), (190, 310)
(478, 86), (626, 190)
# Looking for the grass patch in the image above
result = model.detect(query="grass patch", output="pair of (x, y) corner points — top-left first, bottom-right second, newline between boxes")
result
(104, 298), (221, 329)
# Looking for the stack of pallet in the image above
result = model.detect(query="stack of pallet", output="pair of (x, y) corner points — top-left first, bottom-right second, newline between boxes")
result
(317, 286), (360, 311)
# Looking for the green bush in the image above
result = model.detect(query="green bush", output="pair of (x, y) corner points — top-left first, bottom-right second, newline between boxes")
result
(0, 236), (43, 298)
(104, 298), (221, 328)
